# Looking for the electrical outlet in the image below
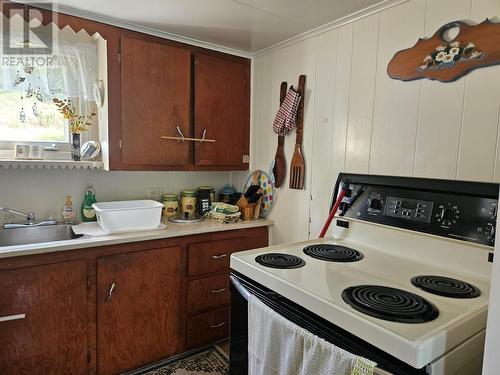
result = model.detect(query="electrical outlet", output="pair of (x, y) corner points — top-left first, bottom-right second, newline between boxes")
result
(146, 187), (163, 201)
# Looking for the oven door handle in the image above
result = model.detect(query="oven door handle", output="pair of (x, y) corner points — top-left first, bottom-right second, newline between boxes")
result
(230, 275), (252, 301)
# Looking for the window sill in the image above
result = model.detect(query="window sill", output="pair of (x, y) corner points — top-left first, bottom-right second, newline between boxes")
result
(0, 159), (104, 170)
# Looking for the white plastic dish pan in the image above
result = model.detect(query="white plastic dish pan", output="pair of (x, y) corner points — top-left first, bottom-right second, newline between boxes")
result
(92, 200), (164, 234)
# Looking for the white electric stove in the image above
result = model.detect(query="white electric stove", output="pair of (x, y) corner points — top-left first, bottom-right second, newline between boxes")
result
(229, 174), (498, 375)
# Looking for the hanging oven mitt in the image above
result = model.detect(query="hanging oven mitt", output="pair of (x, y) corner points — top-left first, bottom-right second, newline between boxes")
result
(272, 86), (301, 135)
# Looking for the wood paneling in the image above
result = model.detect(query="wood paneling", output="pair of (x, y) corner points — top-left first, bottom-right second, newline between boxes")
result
(413, 0), (471, 179)
(187, 274), (230, 313)
(345, 13), (379, 173)
(462, 0), (500, 182)
(263, 38), (317, 245)
(97, 247), (182, 375)
(121, 37), (191, 167)
(186, 307), (230, 349)
(309, 29), (338, 238)
(194, 53), (250, 168)
(248, 0), (500, 244)
(0, 261), (88, 375)
(369, 0), (425, 176)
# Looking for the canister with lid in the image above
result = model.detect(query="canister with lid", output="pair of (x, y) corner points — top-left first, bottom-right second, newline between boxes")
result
(198, 186), (215, 203)
(197, 188), (212, 215)
(180, 190), (197, 216)
(161, 193), (179, 217)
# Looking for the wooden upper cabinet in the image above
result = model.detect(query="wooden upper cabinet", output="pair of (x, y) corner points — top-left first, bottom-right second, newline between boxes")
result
(194, 53), (250, 167)
(120, 36), (191, 167)
(0, 261), (88, 375)
(97, 247), (182, 375)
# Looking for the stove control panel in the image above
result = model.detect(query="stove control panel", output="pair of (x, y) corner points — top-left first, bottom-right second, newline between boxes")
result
(384, 196), (434, 223)
(340, 183), (498, 246)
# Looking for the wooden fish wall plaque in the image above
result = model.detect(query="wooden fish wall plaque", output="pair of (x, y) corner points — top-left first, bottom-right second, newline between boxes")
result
(387, 20), (500, 82)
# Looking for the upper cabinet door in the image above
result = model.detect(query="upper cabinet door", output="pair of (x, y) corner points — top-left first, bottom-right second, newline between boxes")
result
(120, 37), (191, 167)
(194, 53), (250, 167)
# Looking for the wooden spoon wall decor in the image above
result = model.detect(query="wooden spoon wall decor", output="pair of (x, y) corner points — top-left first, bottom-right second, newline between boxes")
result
(388, 19), (500, 82)
(272, 81), (288, 188)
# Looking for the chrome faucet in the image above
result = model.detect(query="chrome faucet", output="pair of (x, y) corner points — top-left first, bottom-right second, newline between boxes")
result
(0, 207), (56, 229)
(1, 207), (35, 222)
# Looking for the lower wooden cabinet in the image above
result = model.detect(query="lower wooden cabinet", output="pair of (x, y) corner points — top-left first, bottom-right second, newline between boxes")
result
(187, 307), (230, 349)
(185, 228), (269, 349)
(97, 247), (182, 375)
(0, 225), (269, 374)
(187, 274), (230, 313)
(0, 261), (88, 375)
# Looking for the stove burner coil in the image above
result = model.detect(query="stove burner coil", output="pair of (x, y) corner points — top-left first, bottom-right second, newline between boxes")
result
(342, 285), (439, 323)
(303, 244), (363, 262)
(255, 253), (305, 269)
(411, 275), (481, 298)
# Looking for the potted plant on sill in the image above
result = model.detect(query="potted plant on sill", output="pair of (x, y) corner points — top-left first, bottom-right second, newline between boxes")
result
(53, 98), (97, 161)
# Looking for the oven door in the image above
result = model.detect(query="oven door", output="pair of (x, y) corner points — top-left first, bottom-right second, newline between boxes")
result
(229, 273), (253, 375)
(229, 271), (427, 375)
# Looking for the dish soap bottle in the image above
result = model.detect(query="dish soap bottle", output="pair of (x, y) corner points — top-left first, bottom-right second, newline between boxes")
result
(62, 195), (76, 223)
(81, 185), (97, 222)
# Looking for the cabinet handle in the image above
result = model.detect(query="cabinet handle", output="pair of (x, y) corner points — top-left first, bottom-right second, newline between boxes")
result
(211, 288), (226, 294)
(210, 321), (226, 328)
(160, 126), (216, 143)
(0, 313), (26, 322)
(200, 129), (207, 142)
(211, 254), (227, 259)
(105, 282), (116, 303)
(176, 125), (185, 141)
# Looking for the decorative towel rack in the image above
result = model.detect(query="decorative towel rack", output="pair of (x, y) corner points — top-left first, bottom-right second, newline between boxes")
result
(161, 126), (216, 143)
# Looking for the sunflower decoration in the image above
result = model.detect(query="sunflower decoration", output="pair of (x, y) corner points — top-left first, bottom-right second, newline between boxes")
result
(53, 98), (97, 134)
(418, 41), (484, 71)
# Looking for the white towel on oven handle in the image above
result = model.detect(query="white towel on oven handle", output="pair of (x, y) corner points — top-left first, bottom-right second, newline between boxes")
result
(248, 295), (376, 375)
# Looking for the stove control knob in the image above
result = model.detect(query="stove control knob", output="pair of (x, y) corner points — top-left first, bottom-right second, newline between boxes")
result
(440, 208), (455, 221)
(369, 198), (382, 211)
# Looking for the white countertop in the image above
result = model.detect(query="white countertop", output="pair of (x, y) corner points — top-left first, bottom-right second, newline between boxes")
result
(0, 218), (273, 259)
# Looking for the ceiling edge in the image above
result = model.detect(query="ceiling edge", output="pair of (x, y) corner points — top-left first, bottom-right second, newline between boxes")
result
(20, 1), (254, 58)
(17, 0), (409, 60)
(252, 0), (409, 58)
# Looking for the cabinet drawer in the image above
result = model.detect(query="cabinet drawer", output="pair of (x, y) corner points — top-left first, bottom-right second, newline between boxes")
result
(187, 307), (229, 349)
(188, 238), (243, 277)
(187, 274), (230, 313)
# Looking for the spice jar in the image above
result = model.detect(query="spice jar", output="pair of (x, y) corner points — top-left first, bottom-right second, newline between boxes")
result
(180, 190), (197, 216)
(162, 193), (179, 217)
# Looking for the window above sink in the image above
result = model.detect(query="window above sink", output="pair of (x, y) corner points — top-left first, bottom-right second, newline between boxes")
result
(0, 9), (109, 169)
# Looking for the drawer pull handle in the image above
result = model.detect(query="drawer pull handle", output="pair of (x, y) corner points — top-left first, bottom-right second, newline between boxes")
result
(0, 313), (25, 322)
(211, 254), (227, 259)
(210, 321), (226, 328)
(105, 282), (116, 303)
(211, 288), (226, 294)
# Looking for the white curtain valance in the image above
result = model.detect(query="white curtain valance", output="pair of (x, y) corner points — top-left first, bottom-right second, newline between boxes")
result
(0, 14), (99, 101)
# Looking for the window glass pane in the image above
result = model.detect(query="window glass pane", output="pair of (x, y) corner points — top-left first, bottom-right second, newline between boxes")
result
(0, 17), (99, 145)
(0, 89), (67, 142)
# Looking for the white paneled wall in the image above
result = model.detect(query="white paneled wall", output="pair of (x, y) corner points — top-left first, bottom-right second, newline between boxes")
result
(236, 0), (500, 243)
(0, 169), (229, 224)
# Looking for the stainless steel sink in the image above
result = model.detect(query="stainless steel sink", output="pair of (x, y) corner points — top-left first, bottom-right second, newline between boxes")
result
(0, 225), (83, 246)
